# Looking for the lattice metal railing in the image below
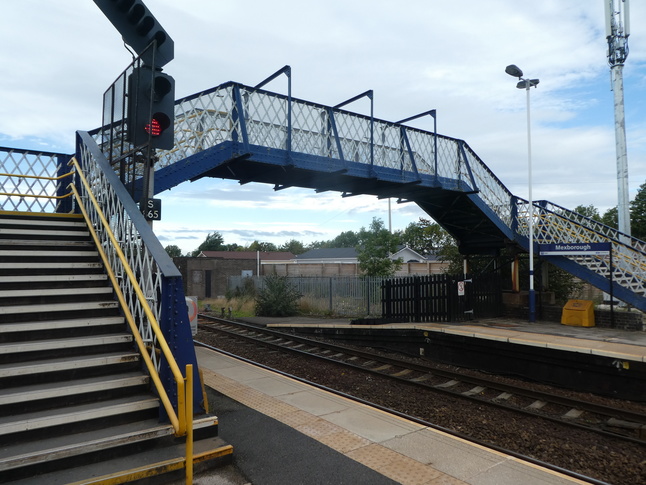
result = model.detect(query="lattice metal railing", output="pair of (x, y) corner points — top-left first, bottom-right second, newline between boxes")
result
(147, 82), (514, 223)
(516, 199), (646, 296)
(75, 140), (161, 367)
(74, 130), (198, 429)
(0, 148), (72, 213)
(75, 131), (180, 368)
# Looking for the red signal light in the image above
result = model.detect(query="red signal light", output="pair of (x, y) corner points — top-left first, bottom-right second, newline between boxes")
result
(145, 118), (162, 137)
(144, 118), (163, 136)
(145, 113), (170, 137)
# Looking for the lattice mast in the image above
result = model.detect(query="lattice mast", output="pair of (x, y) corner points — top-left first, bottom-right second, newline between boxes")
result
(605, 0), (631, 236)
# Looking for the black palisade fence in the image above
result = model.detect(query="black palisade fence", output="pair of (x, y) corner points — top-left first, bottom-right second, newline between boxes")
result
(381, 273), (503, 323)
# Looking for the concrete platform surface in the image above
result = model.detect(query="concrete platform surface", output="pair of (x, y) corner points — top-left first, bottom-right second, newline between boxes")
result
(256, 316), (646, 363)
(192, 346), (592, 485)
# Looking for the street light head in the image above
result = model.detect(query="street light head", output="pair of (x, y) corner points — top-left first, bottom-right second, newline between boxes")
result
(516, 79), (540, 89)
(505, 64), (524, 78)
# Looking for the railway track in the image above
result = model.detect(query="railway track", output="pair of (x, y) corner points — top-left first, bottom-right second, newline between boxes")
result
(196, 315), (646, 446)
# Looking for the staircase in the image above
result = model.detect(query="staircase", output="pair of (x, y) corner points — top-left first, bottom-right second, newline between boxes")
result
(0, 212), (232, 484)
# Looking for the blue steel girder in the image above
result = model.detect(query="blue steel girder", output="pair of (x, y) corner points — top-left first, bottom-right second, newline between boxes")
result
(154, 141), (456, 196)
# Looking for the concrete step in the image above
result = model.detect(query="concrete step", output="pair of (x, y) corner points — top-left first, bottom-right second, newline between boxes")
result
(0, 249), (99, 258)
(0, 334), (132, 356)
(0, 418), (174, 470)
(0, 300), (119, 316)
(0, 394), (159, 437)
(0, 261), (103, 270)
(0, 373), (149, 406)
(0, 274), (108, 284)
(0, 227), (89, 238)
(0, 352), (140, 379)
(0, 316), (124, 334)
(0, 218), (86, 229)
(0, 286), (112, 300)
(0, 417), (218, 469)
(0, 417), (227, 484)
(6, 434), (232, 485)
(0, 238), (94, 248)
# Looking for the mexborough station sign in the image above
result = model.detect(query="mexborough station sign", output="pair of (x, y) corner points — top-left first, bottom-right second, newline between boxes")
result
(539, 242), (612, 256)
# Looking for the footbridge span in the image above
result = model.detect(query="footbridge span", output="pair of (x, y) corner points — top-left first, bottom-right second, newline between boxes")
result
(93, 78), (646, 311)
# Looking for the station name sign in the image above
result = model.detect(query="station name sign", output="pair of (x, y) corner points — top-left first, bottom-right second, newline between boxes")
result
(539, 242), (611, 256)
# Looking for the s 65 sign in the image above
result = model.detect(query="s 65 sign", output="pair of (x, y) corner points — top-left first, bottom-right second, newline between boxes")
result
(141, 198), (161, 221)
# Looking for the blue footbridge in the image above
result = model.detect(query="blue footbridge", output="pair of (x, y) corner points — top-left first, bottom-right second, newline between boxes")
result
(136, 77), (645, 312)
(3, 75), (646, 313)
(2, 70), (646, 481)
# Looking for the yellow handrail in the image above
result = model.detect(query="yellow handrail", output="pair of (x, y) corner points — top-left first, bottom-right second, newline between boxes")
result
(68, 157), (187, 436)
(0, 170), (76, 180)
(0, 192), (73, 199)
(185, 364), (194, 484)
(0, 170), (75, 200)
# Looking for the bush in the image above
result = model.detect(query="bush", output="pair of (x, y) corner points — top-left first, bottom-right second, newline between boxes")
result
(255, 275), (301, 317)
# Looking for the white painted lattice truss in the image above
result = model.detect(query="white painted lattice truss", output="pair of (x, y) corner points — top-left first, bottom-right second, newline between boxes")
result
(75, 141), (164, 371)
(0, 149), (70, 213)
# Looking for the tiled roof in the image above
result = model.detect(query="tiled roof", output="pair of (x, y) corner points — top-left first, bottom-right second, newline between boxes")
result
(198, 251), (294, 260)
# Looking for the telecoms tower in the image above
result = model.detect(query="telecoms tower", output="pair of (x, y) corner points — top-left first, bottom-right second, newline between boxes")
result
(605, 0), (631, 236)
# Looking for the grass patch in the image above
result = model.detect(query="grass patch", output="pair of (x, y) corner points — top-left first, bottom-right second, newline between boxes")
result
(199, 297), (255, 318)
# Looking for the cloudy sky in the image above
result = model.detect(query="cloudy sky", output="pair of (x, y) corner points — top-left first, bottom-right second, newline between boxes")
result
(1, 1), (644, 254)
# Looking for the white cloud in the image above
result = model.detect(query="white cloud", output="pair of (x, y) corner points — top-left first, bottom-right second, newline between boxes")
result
(2, 0), (645, 253)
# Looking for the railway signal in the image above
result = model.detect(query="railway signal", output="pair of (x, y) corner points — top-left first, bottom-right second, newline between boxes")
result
(93, 0), (174, 68)
(127, 66), (175, 150)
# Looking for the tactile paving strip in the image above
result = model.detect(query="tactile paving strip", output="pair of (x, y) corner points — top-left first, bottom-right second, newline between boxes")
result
(199, 353), (587, 485)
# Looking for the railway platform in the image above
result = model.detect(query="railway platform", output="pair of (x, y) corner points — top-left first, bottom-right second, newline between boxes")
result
(193, 345), (594, 485)
(252, 316), (646, 401)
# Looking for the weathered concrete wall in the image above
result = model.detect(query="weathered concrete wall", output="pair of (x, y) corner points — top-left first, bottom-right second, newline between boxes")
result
(173, 257), (258, 299)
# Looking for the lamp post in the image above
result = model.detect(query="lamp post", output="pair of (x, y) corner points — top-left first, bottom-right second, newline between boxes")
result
(506, 64), (539, 323)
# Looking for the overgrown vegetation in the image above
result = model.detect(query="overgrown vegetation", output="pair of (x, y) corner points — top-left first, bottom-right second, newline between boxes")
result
(200, 297), (255, 318)
(544, 264), (585, 305)
(254, 274), (302, 317)
(356, 217), (403, 277)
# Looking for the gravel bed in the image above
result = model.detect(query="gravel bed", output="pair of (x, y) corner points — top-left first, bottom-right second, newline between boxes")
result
(196, 328), (646, 485)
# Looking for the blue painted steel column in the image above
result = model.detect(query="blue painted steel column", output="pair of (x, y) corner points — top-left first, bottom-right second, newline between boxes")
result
(160, 276), (203, 415)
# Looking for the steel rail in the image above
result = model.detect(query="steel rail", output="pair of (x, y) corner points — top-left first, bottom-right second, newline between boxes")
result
(195, 337), (611, 485)
(197, 315), (646, 445)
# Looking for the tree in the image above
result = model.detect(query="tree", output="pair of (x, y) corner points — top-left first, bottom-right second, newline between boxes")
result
(191, 232), (226, 257)
(601, 207), (618, 229)
(573, 204), (601, 220)
(279, 239), (306, 255)
(330, 230), (361, 248)
(248, 240), (278, 252)
(356, 217), (403, 277)
(400, 218), (451, 255)
(164, 244), (183, 258)
(630, 181), (646, 240)
(436, 241), (463, 275)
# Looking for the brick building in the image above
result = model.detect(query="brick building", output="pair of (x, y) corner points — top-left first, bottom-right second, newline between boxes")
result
(173, 251), (294, 299)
